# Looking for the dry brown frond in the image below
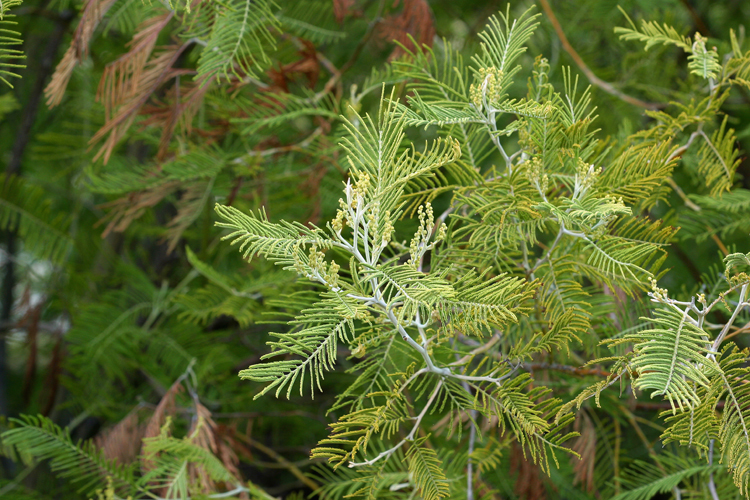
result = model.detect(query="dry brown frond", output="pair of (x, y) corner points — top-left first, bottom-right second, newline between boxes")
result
(164, 179), (214, 253)
(187, 403), (219, 492)
(571, 411), (597, 494)
(97, 181), (180, 237)
(97, 12), (175, 119)
(333, 0), (356, 23)
(144, 379), (184, 440)
(141, 379), (184, 476)
(186, 403), (243, 494)
(267, 40), (320, 91)
(91, 45), (188, 163)
(213, 424), (243, 486)
(377, 0), (435, 60)
(95, 408), (147, 464)
(140, 73), (215, 160)
(510, 440), (547, 500)
(44, 0), (119, 107)
(45, 47), (78, 107)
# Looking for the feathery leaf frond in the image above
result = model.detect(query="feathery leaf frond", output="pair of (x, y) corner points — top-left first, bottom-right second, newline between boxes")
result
(614, 9), (692, 52)
(239, 298), (358, 399)
(196, 0), (280, 81)
(2, 415), (138, 495)
(623, 308), (716, 412)
(0, 0), (25, 88)
(612, 453), (720, 500)
(405, 436), (449, 500)
(713, 344), (750, 494)
(0, 174), (71, 264)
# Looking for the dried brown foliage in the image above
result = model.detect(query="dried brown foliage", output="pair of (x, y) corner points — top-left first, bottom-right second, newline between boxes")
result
(144, 379), (184, 441)
(332, 0), (356, 23)
(92, 45), (189, 163)
(140, 74), (215, 161)
(98, 12), (175, 121)
(97, 181), (180, 238)
(571, 411), (597, 494)
(267, 40), (320, 92)
(95, 408), (147, 464)
(44, 0), (119, 106)
(187, 403), (243, 495)
(510, 440), (547, 500)
(377, 0), (435, 59)
(140, 379), (184, 476)
(46, 6), (212, 164)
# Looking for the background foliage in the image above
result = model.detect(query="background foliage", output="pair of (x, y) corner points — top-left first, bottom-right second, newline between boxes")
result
(0, 0), (749, 499)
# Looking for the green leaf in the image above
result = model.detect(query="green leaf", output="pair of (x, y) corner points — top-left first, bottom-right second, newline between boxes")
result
(612, 453), (720, 500)
(0, 0), (25, 88)
(404, 436), (449, 500)
(196, 0), (280, 81)
(713, 344), (750, 494)
(614, 8), (692, 52)
(1, 415), (138, 495)
(0, 174), (72, 264)
(625, 308), (717, 411)
(688, 34), (722, 79)
(239, 298), (358, 399)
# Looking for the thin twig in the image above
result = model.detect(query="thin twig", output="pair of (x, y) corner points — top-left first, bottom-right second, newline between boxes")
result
(349, 379), (444, 467)
(711, 284), (748, 352)
(234, 433), (320, 491)
(538, 0), (661, 110)
(710, 232), (729, 256)
(707, 439), (720, 500)
(666, 177), (702, 211)
(523, 362), (611, 378)
(467, 411), (477, 500)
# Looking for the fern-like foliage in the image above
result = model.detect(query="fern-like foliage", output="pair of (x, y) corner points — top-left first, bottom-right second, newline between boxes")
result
(688, 34), (722, 80)
(605, 259), (750, 496)
(713, 344), (750, 495)
(0, 174), (71, 264)
(239, 296), (360, 399)
(7, 1), (750, 499)
(614, 8), (692, 52)
(216, 80), (581, 489)
(620, 308), (716, 411)
(0, 0), (24, 87)
(1, 415), (139, 495)
(208, 5), (750, 496)
(613, 452), (721, 500)
(195, 0), (280, 81)
(679, 189), (750, 242)
(405, 436), (450, 500)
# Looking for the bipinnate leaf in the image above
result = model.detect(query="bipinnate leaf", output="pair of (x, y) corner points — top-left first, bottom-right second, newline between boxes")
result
(405, 436), (449, 500)
(624, 308), (716, 411)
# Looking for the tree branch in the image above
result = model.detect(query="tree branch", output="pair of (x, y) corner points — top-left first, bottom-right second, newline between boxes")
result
(538, 0), (662, 110)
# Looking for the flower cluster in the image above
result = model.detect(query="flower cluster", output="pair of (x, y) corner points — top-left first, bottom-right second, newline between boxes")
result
(573, 157), (602, 199)
(470, 66), (504, 110)
(379, 210), (394, 248)
(293, 243), (341, 291)
(407, 203), (445, 269)
(525, 156), (549, 198)
(333, 172), (370, 231)
(648, 277), (670, 301)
